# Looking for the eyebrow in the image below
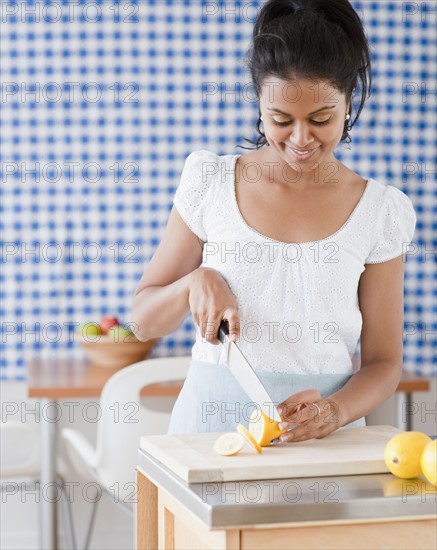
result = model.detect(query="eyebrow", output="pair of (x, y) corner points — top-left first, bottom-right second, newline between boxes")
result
(266, 105), (336, 116)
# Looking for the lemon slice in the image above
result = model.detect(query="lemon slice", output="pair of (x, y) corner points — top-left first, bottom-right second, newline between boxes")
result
(213, 433), (245, 456)
(237, 424), (262, 454)
(248, 408), (287, 447)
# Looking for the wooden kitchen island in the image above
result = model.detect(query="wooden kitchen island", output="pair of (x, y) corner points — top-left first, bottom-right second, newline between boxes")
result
(136, 429), (437, 550)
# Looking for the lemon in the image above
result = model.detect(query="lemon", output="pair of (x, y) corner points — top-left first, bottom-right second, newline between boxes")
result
(248, 409), (287, 447)
(384, 431), (432, 479)
(213, 433), (244, 456)
(237, 424), (262, 454)
(421, 439), (437, 486)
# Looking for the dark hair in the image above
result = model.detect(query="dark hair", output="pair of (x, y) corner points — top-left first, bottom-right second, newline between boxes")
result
(238, 0), (372, 150)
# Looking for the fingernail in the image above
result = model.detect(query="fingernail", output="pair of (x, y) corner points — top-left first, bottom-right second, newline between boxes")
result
(279, 422), (288, 430)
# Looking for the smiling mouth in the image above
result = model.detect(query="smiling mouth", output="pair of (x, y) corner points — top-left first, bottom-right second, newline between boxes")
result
(287, 146), (319, 161)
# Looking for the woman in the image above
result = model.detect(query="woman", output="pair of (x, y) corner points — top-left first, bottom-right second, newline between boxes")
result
(132, 0), (416, 443)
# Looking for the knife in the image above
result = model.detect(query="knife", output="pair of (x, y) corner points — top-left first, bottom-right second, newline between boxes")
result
(218, 320), (282, 422)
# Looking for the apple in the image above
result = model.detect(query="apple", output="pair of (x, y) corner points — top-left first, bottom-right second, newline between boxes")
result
(100, 315), (119, 335)
(107, 325), (137, 342)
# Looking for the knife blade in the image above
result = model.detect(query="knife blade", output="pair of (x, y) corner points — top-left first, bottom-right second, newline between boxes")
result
(218, 320), (282, 422)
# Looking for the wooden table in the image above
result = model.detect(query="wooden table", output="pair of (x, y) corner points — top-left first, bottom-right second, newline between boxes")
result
(396, 370), (431, 431)
(27, 358), (430, 550)
(28, 357), (183, 399)
(28, 359), (429, 401)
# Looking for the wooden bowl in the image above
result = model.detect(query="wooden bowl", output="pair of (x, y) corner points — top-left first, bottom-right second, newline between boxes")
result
(77, 334), (158, 369)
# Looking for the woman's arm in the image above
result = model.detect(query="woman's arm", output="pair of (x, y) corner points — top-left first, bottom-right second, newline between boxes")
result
(277, 254), (406, 441)
(328, 254), (405, 424)
(131, 206), (240, 343)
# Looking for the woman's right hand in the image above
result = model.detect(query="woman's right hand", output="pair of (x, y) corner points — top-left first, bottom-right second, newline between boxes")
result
(188, 267), (240, 345)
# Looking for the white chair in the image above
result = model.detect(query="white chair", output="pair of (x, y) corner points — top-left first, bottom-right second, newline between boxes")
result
(61, 356), (190, 550)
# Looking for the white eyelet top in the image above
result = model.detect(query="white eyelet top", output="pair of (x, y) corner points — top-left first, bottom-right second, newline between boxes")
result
(173, 149), (417, 375)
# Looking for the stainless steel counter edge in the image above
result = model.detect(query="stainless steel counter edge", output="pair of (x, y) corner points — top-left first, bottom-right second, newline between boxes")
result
(138, 448), (437, 529)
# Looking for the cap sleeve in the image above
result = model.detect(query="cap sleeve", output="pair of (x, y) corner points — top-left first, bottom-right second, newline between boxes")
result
(173, 149), (218, 242)
(365, 186), (417, 264)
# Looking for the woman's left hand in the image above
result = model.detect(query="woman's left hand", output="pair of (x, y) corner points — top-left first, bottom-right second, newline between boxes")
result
(276, 389), (344, 443)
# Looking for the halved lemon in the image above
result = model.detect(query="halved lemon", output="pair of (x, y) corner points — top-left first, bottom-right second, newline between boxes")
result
(237, 423), (262, 454)
(213, 433), (245, 456)
(248, 408), (287, 447)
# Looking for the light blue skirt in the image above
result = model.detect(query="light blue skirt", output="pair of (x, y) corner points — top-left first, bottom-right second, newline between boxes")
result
(168, 360), (365, 434)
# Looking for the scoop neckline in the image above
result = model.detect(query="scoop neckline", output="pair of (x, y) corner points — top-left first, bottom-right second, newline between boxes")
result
(230, 153), (372, 246)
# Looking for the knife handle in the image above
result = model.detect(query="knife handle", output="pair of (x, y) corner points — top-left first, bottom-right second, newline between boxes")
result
(218, 320), (229, 344)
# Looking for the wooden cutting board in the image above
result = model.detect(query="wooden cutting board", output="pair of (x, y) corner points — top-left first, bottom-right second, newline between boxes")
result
(140, 425), (401, 483)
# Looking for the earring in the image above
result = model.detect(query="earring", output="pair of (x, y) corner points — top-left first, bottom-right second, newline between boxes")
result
(260, 116), (263, 121)
(345, 114), (350, 121)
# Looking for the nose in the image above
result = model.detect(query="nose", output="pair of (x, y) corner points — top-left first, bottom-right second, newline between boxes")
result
(288, 121), (314, 148)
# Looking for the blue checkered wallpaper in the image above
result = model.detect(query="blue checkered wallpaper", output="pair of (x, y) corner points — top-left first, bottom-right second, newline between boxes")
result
(1, 1), (435, 380)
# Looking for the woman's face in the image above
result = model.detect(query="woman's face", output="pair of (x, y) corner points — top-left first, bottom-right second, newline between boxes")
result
(259, 76), (350, 177)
